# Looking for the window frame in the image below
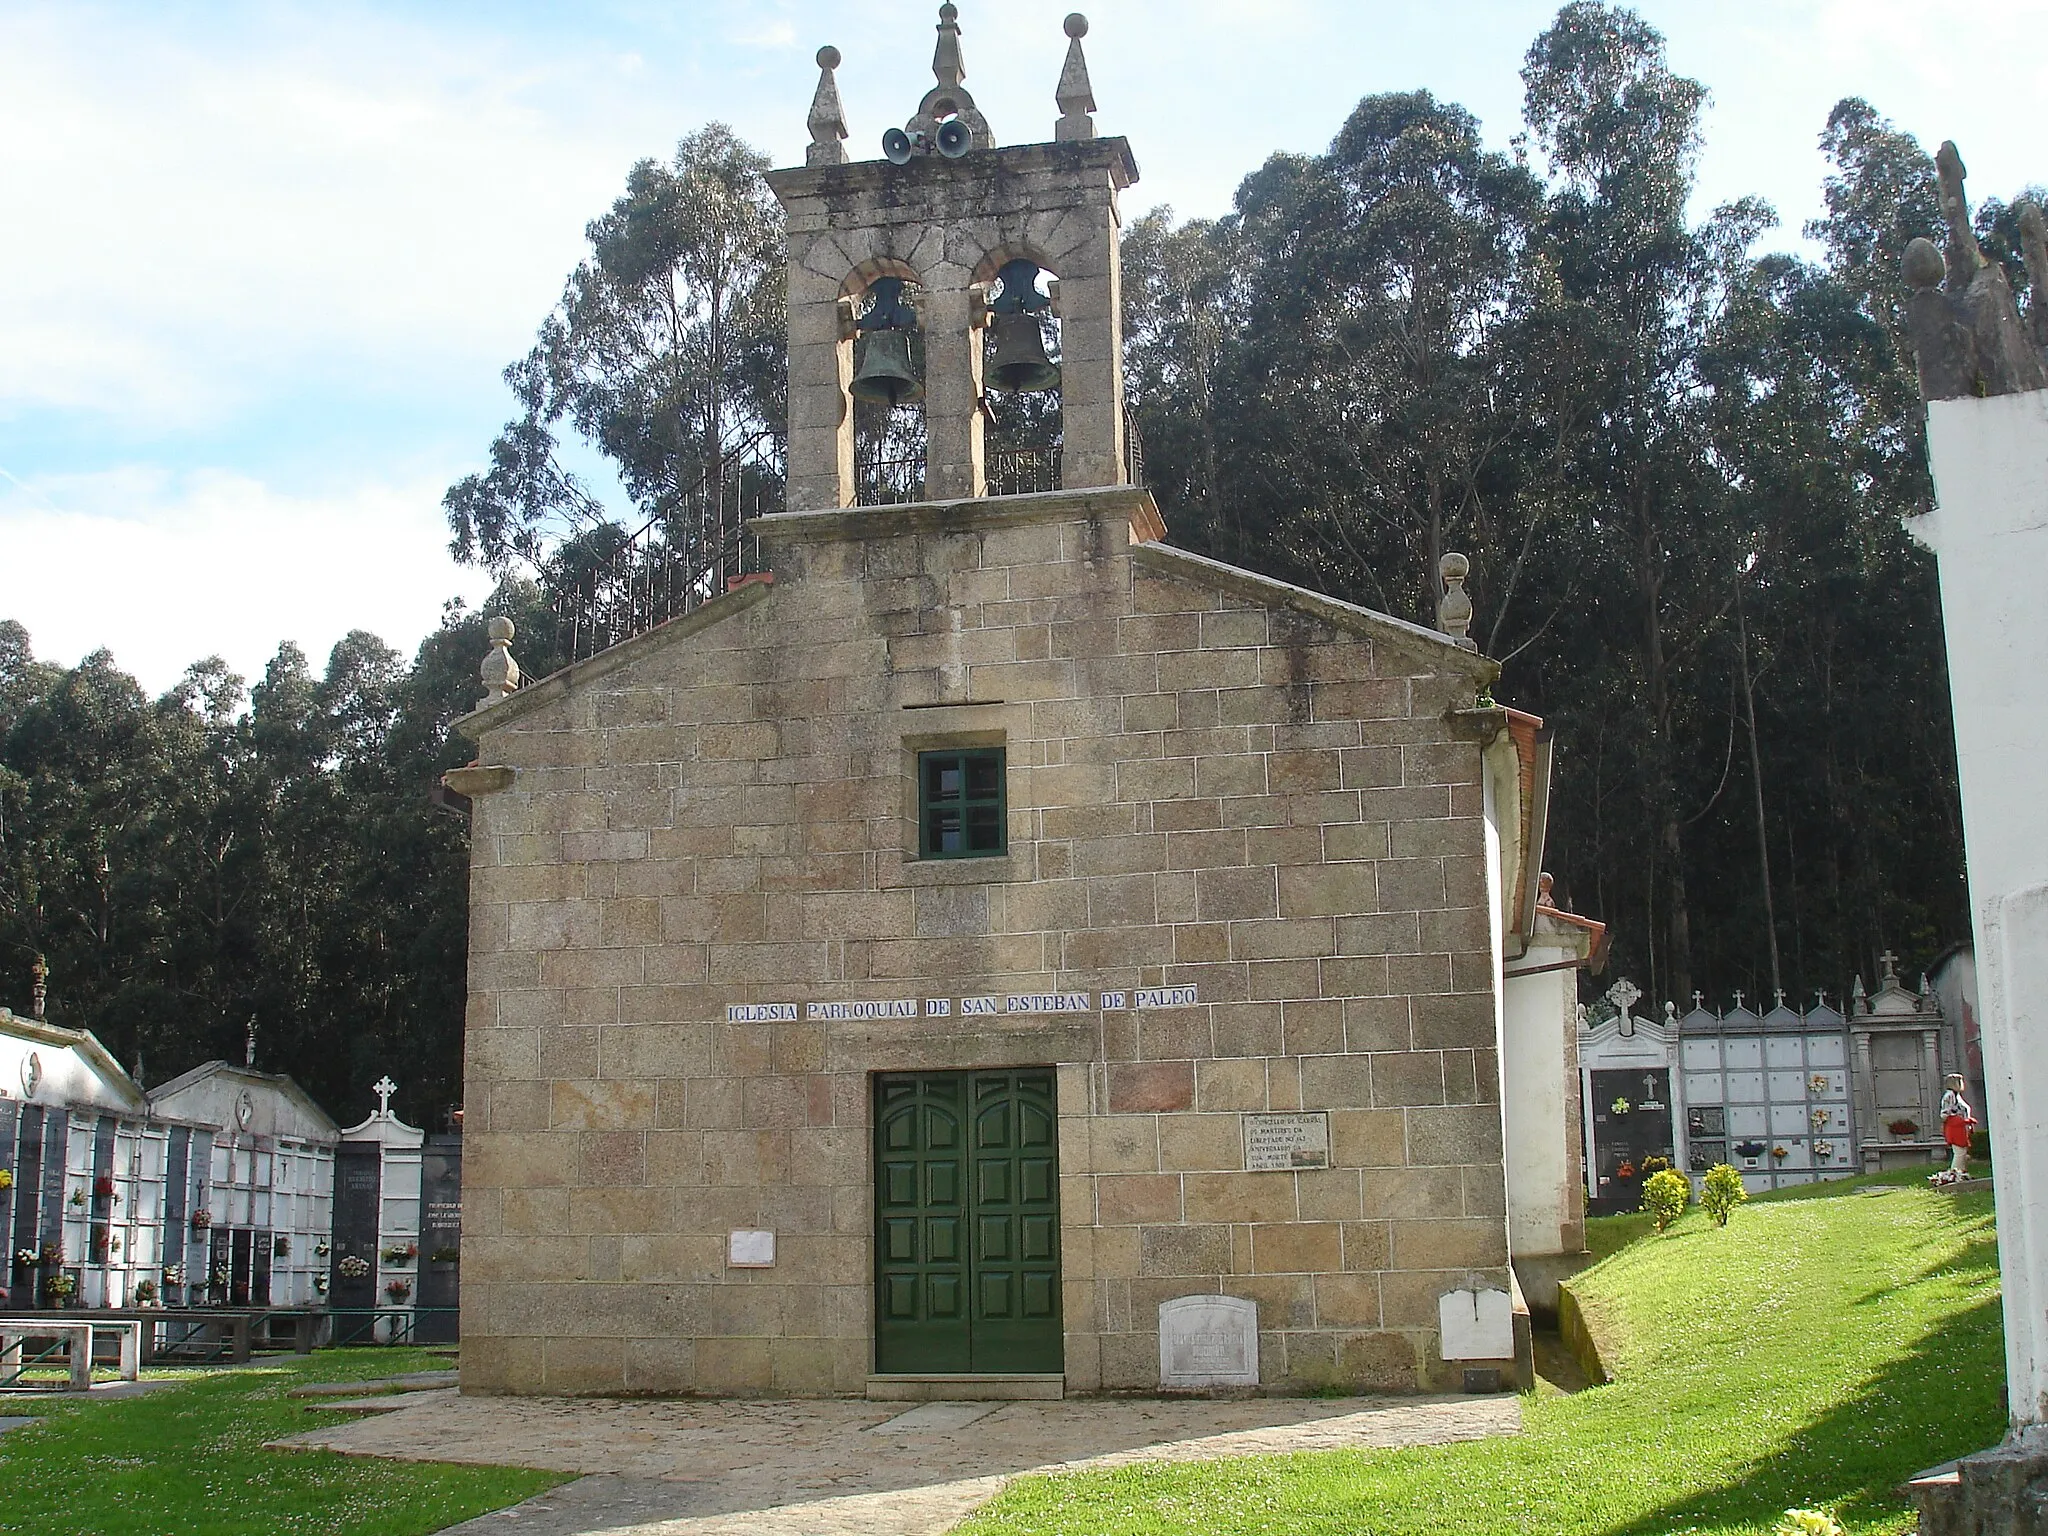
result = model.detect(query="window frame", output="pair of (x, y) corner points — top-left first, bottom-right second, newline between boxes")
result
(916, 747), (1008, 860)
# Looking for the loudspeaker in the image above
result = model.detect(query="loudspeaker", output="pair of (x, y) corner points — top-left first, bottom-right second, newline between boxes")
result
(882, 127), (914, 165)
(935, 119), (971, 158)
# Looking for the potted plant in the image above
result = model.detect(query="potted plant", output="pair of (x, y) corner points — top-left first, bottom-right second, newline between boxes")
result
(190, 1209), (213, 1232)
(337, 1254), (372, 1280)
(429, 1247), (460, 1265)
(13, 1247), (36, 1272)
(384, 1278), (412, 1305)
(313, 1274), (329, 1295)
(0, 1169), (14, 1191)
(1888, 1118), (1920, 1138)
(162, 1263), (186, 1290)
(1771, 1145), (1790, 1161)
(93, 1173), (116, 1200)
(381, 1242), (418, 1266)
(42, 1271), (76, 1307)
(134, 1278), (157, 1306)
(273, 1235), (290, 1259)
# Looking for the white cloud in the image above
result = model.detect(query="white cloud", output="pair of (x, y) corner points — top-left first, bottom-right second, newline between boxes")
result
(0, 466), (495, 695)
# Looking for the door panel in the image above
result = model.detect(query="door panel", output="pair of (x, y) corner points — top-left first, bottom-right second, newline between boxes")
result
(874, 1069), (1062, 1375)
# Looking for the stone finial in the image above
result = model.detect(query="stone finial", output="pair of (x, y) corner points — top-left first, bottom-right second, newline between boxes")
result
(806, 45), (849, 167)
(933, 3), (966, 89)
(373, 1075), (398, 1118)
(2020, 201), (2048, 350)
(29, 952), (46, 1021)
(1935, 142), (1985, 289)
(1054, 13), (1096, 142)
(908, 3), (992, 149)
(1437, 553), (1475, 650)
(480, 616), (522, 709)
(1901, 140), (2048, 402)
(1537, 871), (1555, 905)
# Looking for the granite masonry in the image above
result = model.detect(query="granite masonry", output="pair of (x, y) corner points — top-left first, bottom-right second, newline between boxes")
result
(445, 6), (1589, 1400)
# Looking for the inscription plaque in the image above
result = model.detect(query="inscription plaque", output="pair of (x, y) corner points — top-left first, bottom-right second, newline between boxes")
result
(1242, 1112), (1330, 1171)
(1158, 1294), (1259, 1388)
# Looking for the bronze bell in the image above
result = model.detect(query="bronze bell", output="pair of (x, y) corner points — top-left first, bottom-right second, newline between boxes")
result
(851, 276), (923, 408)
(852, 329), (922, 407)
(986, 311), (1059, 394)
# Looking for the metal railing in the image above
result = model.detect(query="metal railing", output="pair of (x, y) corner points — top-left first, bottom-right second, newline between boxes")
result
(987, 445), (1060, 496)
(856, 452), (926, 507)
(328, 1307), (458, 1348)
(550, 430), (786, 666)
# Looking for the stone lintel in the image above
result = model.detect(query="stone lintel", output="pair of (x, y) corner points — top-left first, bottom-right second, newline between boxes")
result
(453, 578), (778, 741)
(766, 136), (1139, 206)
(752, 483), (1161, 551)
(1129, 542), (1501, 685)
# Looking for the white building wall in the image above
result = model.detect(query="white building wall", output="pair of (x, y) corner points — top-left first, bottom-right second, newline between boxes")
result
(1914, 386), (2048, 1430)
(1503, 944), (1581, 1258)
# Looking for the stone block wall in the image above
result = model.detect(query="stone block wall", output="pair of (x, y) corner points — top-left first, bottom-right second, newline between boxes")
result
(457, 487), (1509, 1396)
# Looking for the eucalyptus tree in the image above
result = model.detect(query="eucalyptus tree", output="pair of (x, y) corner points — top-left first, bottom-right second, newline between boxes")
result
(445, 124), (786, 574)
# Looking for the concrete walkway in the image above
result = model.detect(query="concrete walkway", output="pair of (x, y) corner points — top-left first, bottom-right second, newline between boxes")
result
(270, 1390), (1520, 1535)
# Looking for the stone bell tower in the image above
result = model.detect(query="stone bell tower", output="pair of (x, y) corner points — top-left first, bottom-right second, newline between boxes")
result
(765, 7), (1136, 511)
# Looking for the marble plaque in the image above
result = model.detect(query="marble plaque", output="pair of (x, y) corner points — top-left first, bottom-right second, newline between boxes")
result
(1159, 1294), (1259, 1388)
(728, 1229), (776, 1268)
(1438, 1285), (1514, 1360)
(1243, 1111), (1331, 1171)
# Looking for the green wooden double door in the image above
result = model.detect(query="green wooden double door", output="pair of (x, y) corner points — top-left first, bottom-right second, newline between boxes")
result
(873, 1069), (1062, 1374)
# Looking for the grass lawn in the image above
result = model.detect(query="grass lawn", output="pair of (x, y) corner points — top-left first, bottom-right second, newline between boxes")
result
(0, 1347), (563, 1536)
(962, 1175), (2005, 1536)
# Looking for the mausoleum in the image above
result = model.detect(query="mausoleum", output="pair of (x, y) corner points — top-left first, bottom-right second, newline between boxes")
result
(448, 7), (1595, 1398)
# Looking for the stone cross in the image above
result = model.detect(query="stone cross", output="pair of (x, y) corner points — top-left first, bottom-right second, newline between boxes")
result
(1054, 14), (1096, 141)
(1691, 990), (1705, 1010)
(1732, 989), (1745, 1009)
(373, 1076), (398, 1119)
(1815, 989), (1830, 1008)
(29, 952), (46, 1021)
(806, 46), (848, 166)
(1879, 949), (1901, 985)
(1437, 553), (1475, 651)
(1775, 989), (1787, 1010)
(245, 1019), (257, 1068)
(1605, 978), (1642, 1014)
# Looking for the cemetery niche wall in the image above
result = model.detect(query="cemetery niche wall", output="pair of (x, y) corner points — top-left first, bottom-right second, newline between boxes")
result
(0, 1000), (455, 1336)
(1581, 961), (1960, 1209)
(447, 4), (1599, 1402)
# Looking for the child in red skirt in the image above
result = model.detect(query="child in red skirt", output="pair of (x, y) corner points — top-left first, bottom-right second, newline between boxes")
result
(1935, 1073), (1976, 1184)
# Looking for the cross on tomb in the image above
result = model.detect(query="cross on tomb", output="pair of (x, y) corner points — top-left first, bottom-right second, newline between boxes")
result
(1775, 989), (1787, 1009)
(1692, 990), (1705, 1010)
(372, 1076), (398, 1118)
(1732, 989), (1745, 1009)
(1879, 950), (1901, 982)
(1815, 989), (1830, 1008)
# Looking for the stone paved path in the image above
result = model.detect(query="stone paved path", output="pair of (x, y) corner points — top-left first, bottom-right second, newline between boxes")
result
(269, 1390), (1519, 1535)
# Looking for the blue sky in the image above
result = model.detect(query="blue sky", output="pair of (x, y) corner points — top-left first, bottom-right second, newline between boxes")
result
(2, 0), (2042, 693)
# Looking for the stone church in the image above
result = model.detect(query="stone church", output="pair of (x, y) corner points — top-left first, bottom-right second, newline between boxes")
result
(445, 7), (1599, 1399)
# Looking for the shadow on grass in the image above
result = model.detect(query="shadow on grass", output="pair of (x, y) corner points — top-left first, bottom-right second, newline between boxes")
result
(1596, 1236), (2005, 1536)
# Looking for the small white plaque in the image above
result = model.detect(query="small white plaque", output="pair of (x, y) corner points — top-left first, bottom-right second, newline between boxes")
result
(728, 1229), (776, 1268)
(1159, 1294), (1259, 1388)
(1243, 1112), (1330, 1171)
(726, 1003), (797, 1023)
(1438, 1286), (1514, 1360)
(1135, 986), (1199, 1009)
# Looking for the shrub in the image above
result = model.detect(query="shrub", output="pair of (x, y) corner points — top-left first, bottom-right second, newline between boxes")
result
(1773, 1509), (1845, 1536)
(1641, 1168), (1689, 1231)
(1701, 1163), (1748, 1227)
(1970, 1126), (1992, 1164)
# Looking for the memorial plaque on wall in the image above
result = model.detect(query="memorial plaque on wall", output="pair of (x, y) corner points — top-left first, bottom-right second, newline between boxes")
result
(332, 1144), (380, 1312)
(1159, 1295), (1259, 1388)
(1242, 1112), (1330, 1171)
(416, 1136), (462, 1343)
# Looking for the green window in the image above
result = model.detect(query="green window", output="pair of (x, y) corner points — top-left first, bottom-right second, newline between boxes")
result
(919, 748), (1005, 858)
